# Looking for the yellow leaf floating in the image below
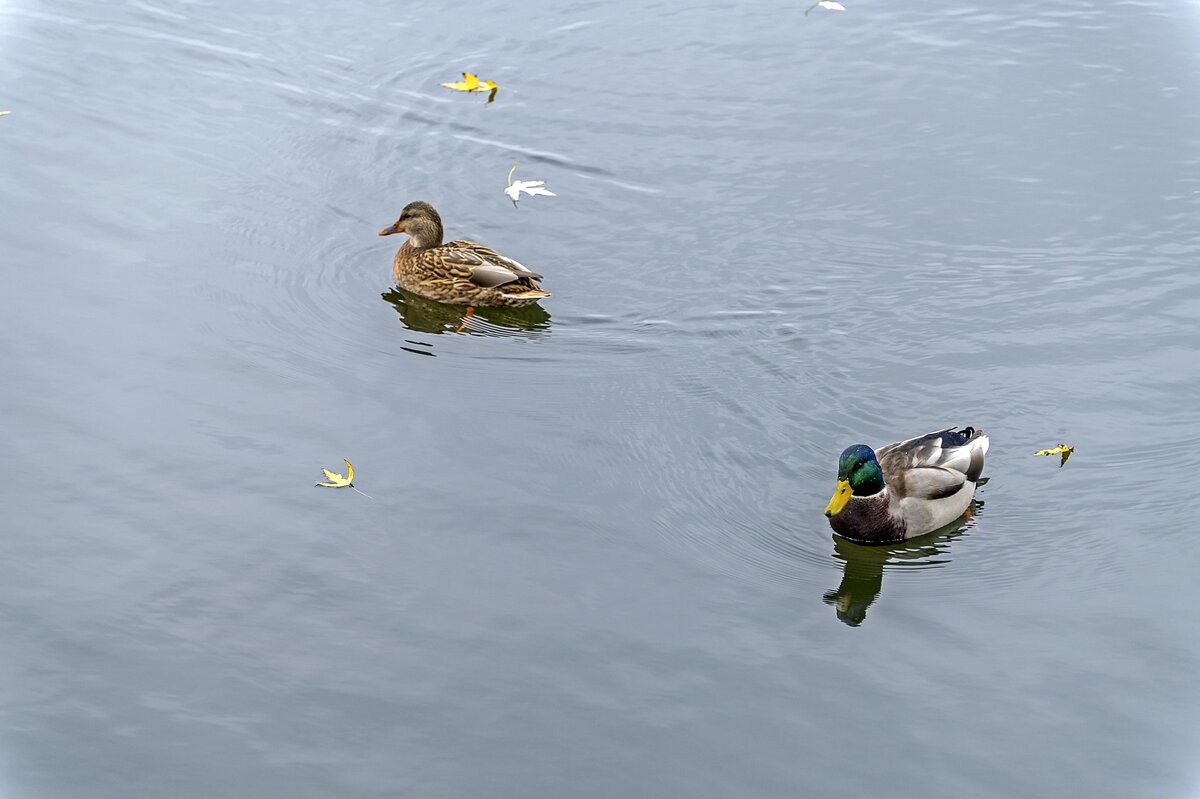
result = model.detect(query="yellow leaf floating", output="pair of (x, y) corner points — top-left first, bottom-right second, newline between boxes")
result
(315, 458), (373, 498)
(441, 72), (481, 91)
(1034, 443), (1074, 467)
(440, 72), (499, 103)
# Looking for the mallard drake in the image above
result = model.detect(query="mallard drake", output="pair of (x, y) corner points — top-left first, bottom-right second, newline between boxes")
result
(823, 427), (989, 544)
(379, 201), (551, 307)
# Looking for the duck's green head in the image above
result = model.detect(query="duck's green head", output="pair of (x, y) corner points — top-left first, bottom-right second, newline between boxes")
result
(824, 444), (885, 517)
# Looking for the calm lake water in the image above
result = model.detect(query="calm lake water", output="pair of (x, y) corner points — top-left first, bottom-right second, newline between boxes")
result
(2, 0), (1199, 796)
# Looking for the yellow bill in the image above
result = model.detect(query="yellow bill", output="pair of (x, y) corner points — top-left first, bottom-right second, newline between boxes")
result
(824, 479), (852, 517)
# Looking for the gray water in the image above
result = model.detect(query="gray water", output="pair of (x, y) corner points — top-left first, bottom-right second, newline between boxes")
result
(2, 0), (1199, 796)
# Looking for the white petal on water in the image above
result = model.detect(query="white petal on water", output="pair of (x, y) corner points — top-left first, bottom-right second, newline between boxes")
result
(806, 0), (845, 12)
(503, 177), (558, 205)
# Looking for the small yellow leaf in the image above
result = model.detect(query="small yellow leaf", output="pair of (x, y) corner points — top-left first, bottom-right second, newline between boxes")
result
(1034, 443), (1074, 467)
(315, 458), (372, 497)
(440, 72), (498, 102)
(315, 459), (356, 488)
(441, 72), (481, 91)
(0, 111), (10, 117)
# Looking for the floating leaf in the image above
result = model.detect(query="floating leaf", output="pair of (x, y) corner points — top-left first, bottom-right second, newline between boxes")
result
(805, 0), (846, 14)
(441, 72), (480, 91)
(504, 162), (557, 207)
(1034, 443), (1074, 467)
(505, 180), (557, 205)
(315, 458), (373, 497)
(0, 111), (10, 116)
(441, 72), (499, 103)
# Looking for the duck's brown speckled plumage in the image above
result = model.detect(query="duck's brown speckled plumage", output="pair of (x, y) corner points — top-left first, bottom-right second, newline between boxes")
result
(379, 201), (551, 307)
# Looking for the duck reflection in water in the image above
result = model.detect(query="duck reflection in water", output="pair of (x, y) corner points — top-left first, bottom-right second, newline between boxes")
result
(823, 498), (983, 627)
(382, 287), (551, 342)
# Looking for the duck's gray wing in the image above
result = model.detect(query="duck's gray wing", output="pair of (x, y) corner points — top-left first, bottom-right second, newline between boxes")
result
(878, 427), (988, 494)
(893, 466), (967, 501)
(443, 240), (544, 287)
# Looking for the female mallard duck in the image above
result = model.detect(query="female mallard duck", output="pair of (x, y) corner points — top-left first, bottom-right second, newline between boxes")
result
(823, 427), (989, 544)
(379, 201), (551, 307)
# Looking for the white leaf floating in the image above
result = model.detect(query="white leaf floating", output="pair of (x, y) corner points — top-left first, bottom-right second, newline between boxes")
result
(504, 162), (557, 207)
(506, 180), (556, 202)
(806, 0), (846, 14)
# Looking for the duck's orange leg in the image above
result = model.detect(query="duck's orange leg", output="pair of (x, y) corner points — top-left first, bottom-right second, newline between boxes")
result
(455, 306), (476, 334)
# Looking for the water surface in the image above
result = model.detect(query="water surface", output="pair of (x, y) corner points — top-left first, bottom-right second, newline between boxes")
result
(2, 0), (1199, 796)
